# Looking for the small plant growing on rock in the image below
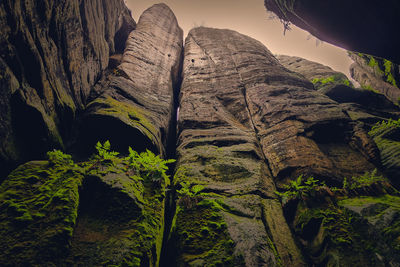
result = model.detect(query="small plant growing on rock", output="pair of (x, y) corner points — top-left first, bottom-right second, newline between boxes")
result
(95, 140), (119, 160)
(343, 169), (386, 190)
(275, 175), (326, 203)
(47, 149), (74, 166)
(177, 182), (205, 209)
(125, 147), (175, 184)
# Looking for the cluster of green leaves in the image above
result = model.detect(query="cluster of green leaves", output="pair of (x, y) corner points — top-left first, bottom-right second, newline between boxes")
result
(275, 175), (326, 203)
(368, 118), (400, 137)
(311, 75), (351, 87)
(383, 59), (397, 87)
(125, 147), (175, 183)
(177, 182), (205, 198)
(47, 149), (74, 166)
(343, 169), (386, 190)
(94, 140), (119, 160)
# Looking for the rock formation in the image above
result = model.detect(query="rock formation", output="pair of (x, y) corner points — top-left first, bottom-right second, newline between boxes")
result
(349, 52), (400, 105)
(79, 3), (183, 156)
(0, 0), (135, 177)
(264, 0), (400, 63)
(1, 2), (400, 267)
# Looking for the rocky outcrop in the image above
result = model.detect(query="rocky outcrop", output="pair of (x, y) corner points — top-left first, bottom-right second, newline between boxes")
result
(170, 27), (380, 266)
(277, 55), (400, 127)
(264, 0), (400, 63)
(0, 0), (135, 176)
(0, 146), (169, 266)
(276, 55), (353, 91)
(368, 119), (400, 187)
(80, 3), (183, 156)
(349, 53), (400, 105)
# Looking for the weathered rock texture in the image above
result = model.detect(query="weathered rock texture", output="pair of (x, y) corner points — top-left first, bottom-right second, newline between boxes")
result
(276, 55), (352, 91)
(264, 0), (400, 63)
(277, 55), (400, 127)
(0, 0), (135, 175)
(349, 53), (400, 105)
(0, 149), (169, 266)
(80, 3), (183, 156)
(170, 27), (380, 267)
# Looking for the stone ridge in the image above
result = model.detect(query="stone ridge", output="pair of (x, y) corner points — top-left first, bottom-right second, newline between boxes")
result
(171, 27), (381, 266)
(81, 3), (183, 156)
(276, 54), (352, 91)
(0, 0), (135, 176)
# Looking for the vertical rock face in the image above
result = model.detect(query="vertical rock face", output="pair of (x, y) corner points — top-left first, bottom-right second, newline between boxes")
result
(171, 27), (303, 267)
(349, 53), (400, 105)
(171, 27), (379, 266)
(0, 0), (135, 175)
(81, 3), (183, 155)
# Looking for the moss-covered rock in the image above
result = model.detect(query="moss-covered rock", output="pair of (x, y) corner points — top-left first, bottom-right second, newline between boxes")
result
(368, 119), (400, 187)
(0, 146), (170, 266)
(0, 160), (83, 266)
(279, 179), (400, 266)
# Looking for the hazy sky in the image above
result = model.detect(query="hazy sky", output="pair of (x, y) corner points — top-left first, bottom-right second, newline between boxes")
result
(125, 0), (354, 79)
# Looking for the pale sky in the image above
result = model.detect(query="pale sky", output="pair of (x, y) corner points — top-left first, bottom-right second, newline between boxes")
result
(125, 0), (354, 79)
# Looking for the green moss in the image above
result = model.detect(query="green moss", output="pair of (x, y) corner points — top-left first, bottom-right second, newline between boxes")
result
(88, 96), (158, 143)
(172, 196), (239, 266)
(1, 143), (172, 266)
(383, 59), (398, 87)
(311, 74), (352, 89)
(0, 160), (83, 265)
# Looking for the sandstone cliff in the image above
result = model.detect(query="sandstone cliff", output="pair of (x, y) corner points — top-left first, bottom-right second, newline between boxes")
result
(0, 0), (135, 176)
(1, 2), (400, 267)
(80, 3), (183, 156)
(349, 52), (400, 105)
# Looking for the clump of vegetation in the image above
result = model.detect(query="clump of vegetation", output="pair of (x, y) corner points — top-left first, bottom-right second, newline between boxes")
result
(343, 169), (386, 190)
(368, 118), (400, 137)
(125, 146), (175, 184)
(47, 149), (75, 166)
(311, 75), (351, 87)
(176, 181), (206, 209)
(383, 59), (397, 87)
(275, 175), (326, 203)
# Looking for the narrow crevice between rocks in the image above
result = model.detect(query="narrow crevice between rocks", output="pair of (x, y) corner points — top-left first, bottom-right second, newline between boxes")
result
(260, 204), (283, 266)
(159, 48), (184, 267)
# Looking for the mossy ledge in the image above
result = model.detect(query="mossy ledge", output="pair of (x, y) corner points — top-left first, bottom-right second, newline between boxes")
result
(0, 144), (171, 266)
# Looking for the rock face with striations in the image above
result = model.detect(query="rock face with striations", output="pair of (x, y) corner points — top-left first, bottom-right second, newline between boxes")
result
(2, 2), (400, 267)
(349, 52), (400, 105)
(0, 0), (135, 176)
(276, 55), (353, 91)
(169, 27), (382, 266)
(80, 3), (183, 156)
(277, 55), (400, 126)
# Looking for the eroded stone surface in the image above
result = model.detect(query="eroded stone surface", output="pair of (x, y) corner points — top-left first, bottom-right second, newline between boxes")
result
(0, 0), (135, 175)
(81, 3), (183, 156)
(349, 53), (400, 105)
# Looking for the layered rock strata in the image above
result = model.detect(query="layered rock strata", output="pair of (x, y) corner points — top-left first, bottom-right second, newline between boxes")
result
(170, 27), (379, 266)
(0, 0), (135, 175)
(349, 53), (400, 105)
(81, 3), (183, 155)
(276, 55), (352, 91)
(277, 55), (400, 126)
